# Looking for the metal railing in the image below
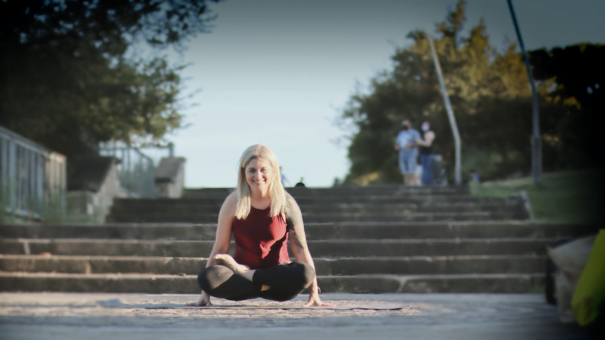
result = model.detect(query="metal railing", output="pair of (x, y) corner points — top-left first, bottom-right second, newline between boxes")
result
(0, 126), (66, 220)
(99, 141), (156, 198)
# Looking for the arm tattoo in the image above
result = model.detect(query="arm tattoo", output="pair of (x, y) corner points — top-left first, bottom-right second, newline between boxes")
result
(290, 228), (305, 250)
(285, 195), (307, 251)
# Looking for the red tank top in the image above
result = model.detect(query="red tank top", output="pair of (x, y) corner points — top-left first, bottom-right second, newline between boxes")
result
(232, 206), (290, 269)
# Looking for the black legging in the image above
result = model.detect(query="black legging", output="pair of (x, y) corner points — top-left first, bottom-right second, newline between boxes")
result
(197, 261), (315, 302)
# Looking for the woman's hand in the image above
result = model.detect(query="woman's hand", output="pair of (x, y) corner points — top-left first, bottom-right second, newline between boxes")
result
(303, 289), (333, 307)
(185, 290), (212, 307)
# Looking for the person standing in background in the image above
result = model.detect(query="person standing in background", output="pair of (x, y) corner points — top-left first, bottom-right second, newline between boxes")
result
(415, 121), (436, 186)
(470, 170), (480, 184)
(395, 119), (421, 186)
(280, 166), (290, 187)
(295, 177), (306, 187)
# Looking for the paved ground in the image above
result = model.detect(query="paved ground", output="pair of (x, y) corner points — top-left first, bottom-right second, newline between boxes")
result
(0, 293), (597, 340)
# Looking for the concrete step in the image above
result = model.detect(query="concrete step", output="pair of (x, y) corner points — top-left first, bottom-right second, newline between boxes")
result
(108, 203), (525, 215)
(2, 222), (598, 240)
(106, 194), (528, 222)
(281, 195), (522, 205)
(317, 273), (545, 293)
(181, 193), (481, 201)
(0, 272), (544, 293)
(300, 211), (515, 223)
(327, 222), (600, 240)
(0, 255), (547, 276)
(107, 211), (514, 223)
(112, 195), (518, 207)
(298, 186), (471, 195)
(0, 238), (557, 257)
(0, 223), (221, 240)
(183, 186), (470, 198)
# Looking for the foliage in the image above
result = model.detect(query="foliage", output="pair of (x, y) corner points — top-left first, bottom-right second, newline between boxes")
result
(0, 0), (220, 162)
(530, 44), (605, 168)
(339, 0), (603, 184)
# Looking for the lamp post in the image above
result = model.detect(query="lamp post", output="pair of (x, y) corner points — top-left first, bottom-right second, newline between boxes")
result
(426, 32), (462, 185)
(507, 0), (542, 184)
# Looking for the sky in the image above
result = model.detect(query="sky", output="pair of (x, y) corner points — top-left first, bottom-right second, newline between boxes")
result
(161, 0), (605, 188)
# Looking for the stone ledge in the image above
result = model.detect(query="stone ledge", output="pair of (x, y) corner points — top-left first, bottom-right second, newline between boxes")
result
(0, 254), (547, 275)
(0, 273), (545, 294)
(1, 222), (599, 240)
(0, 238), (559, 257)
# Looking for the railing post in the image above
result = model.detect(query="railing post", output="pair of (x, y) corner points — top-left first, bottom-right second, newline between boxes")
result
(506, 0), (542, 185)
(8, 137), (16, 214)
(0, 127), (66, 220)
(426, 32), (462, 185)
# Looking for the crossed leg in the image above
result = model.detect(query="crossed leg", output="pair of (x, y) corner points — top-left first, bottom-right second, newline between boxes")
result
(214, 254), (271, 291)
(198, 255), (315, 302)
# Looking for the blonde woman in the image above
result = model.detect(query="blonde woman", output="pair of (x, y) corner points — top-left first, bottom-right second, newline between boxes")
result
(188, 144), (330, 307)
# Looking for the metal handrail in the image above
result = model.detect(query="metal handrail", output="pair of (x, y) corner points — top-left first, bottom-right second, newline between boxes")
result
(99, 141), (155, 198)
(0, 126), (66, 220)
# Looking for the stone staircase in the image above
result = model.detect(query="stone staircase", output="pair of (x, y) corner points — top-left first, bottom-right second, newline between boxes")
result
(108, 186), (529, 223)
(0, 186), (599, 293)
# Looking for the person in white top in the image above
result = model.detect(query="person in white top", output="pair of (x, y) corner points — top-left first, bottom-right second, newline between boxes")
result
(394, 119), (421, 185)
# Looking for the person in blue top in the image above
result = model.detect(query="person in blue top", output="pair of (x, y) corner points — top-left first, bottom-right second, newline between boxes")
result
(394, 119), (421, 185)
(470, 169), (480, 184)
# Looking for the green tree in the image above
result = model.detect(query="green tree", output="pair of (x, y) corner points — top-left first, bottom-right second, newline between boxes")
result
(339, 0), (600, 184)
(0, 0), (220, 161)
(530, 45), (605, 167)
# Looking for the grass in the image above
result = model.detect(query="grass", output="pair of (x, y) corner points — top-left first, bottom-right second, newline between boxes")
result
(330, 278), (348, 293)
(470, 168), (605, 223)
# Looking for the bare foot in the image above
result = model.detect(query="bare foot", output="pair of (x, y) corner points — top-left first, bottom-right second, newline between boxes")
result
(214, 254), (249, 273)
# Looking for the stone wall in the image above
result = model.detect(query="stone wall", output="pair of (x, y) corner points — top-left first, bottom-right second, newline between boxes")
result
(67, 157), (123, 223)
(155, 157), (185, 198)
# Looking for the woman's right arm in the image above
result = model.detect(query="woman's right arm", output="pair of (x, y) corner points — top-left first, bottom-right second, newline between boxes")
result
(187, 192), (237, 306)
(415, 131), (435, 146)
(206, 192), (237, 267)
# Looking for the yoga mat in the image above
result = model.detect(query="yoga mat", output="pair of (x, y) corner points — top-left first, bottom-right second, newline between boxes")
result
(97, 299), (410, 310)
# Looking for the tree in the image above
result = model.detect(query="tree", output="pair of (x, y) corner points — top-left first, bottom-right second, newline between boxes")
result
(0, 0), (220, 161)
(530, 45), (605, 167)
(339, 0), (601, 184)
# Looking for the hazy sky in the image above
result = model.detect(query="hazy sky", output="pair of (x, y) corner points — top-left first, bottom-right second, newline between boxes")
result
(163, 0), (605, 188)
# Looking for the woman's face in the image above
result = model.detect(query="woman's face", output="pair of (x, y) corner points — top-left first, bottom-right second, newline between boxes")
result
(245, 157), (273, 193)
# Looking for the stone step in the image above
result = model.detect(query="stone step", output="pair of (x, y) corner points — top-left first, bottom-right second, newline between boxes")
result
(108, 211), (514, 223)
(0, 272), (544, 293)
(0, 255), (547, 275)
(183, 186), (470, 197)
(318, 273), (545, 293)
(108, 203), (525, 215)
(0, 238), (556, 257)
(182, 192), (477, 200)
(1, 222), (597, 240)
(287, 190), (478, 198)
(113, 195), (517, 206)
(289, 195), (522, 205)
(326, 222), (598, 240)
(313, 185), (470, 193)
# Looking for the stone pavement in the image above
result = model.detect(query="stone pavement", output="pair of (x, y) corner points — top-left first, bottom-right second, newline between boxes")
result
(0, 293), (597, 339)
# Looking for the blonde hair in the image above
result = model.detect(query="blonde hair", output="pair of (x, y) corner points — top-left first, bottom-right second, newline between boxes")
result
(235, 144), (286, 220)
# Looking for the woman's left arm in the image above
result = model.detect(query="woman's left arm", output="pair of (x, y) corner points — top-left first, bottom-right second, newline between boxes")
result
(285, 194), (333, 307)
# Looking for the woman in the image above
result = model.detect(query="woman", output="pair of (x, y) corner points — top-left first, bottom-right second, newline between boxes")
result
(188, 144), (330, 307)
(415, 121), (435, 186)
